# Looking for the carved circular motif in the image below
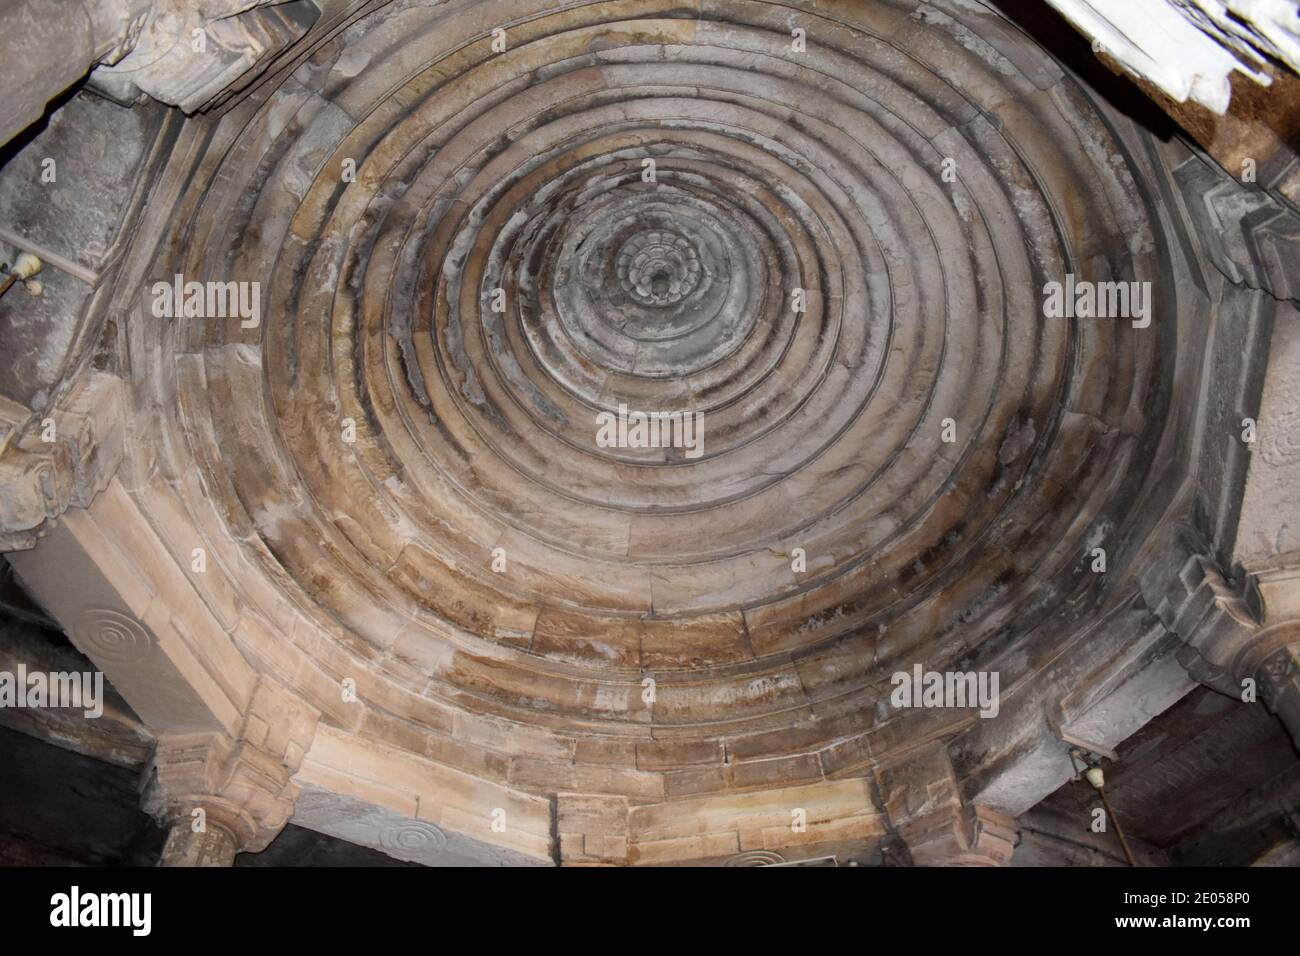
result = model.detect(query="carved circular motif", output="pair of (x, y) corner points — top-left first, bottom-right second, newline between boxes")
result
(72, 608), (153, 664)
(725, 850), (787, 867)
(140, 0), (1183, 781)
(615, 230), (703, 307)
(380, 821), (448, 855)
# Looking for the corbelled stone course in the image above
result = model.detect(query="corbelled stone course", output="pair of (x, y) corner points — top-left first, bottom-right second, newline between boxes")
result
(3, 0), (1298, 865)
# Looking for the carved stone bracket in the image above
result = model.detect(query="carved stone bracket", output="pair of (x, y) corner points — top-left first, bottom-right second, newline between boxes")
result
(1141, 534), (1258, 696)
(0, 371), (123, 551)
(141, 676), (319, 865)
(1141, 526), (1300, 748)
(895, 804), (1020, 867)
(1174, 154), (1300, 301)
(874, 743), (1019, 866)
(89, 0), (319, 114)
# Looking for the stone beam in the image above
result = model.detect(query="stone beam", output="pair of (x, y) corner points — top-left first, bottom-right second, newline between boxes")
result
(291, 781), (550, 867)
(949, 595), (1195, 819)
(7, 479), (255, 736)
(0, 614), (153, 769)
(1233, 292), (1300, 564)
(293, 724), (555, 865)
(1167, 762), (1300, 865)
(621, 778), (885, 866)
(1014, 805), (1167, 866)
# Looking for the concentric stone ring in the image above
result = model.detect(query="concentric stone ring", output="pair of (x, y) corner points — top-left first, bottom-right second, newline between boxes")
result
(92, 0), (1224, 864)
(144, 0), (1169, 701)
(6, 0), (1299, 870)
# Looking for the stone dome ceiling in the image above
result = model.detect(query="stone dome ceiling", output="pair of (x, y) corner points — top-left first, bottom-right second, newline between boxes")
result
(7, 0), (1300, 869)
(139, 0), (1173, 769)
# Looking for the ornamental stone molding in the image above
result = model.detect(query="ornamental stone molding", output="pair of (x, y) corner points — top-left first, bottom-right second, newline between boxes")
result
(0, 371), (124, 552)
(140, 676), (319, 864)
(142, 732), (296, 864)
(1174, 154), (1300, 301)
(1140, 532), (1300, 748)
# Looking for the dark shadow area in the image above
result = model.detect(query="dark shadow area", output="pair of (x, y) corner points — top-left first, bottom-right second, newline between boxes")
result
(985, 0), (1183, 141)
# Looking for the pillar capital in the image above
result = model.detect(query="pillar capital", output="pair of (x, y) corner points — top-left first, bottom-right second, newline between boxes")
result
(153, 803), (243, 868)
(895, 804), (1019, 867)
(141, 676), (319, 865)
(142, 731), (300, 863)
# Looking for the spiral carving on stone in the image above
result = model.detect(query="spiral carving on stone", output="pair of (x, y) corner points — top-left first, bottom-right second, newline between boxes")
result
(725, 850), (787, 866)
(380, 822), (449, 856)
(144, 0), (1180, 775)
(72, 608), (154, 664)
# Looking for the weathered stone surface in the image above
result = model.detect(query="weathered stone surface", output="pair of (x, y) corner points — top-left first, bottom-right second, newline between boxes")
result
(1, 0), (1298, 866)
